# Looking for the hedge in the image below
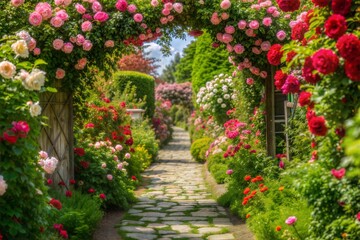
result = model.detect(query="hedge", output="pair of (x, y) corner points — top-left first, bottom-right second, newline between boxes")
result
(113, 71), (155, 118)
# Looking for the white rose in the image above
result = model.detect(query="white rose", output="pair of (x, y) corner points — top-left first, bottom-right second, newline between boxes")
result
(217, 98), (223, 103)
(221, 103), (227, 108)
(0, 175), (8, 196)
(224, 94), (230, 99)
(232, 94), (237, 99)
(23, 69), (46, 91)
(0, 61), (16, 79)
(30, 102), (42, 117)
(11, 40), (29, 58)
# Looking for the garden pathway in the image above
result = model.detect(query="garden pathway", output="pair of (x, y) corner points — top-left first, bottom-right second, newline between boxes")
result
(116, 127), (253, 240)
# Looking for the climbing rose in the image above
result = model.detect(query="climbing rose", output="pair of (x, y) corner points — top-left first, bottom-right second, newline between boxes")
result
(308, 115), (327, 136)
(94, 12), (109, 22)
(345, 59), (360, 81)
(127, 4), (137, 13)
(133, 13), (143, 22)
(29, 12), (43, 26)
(53, 39), (64, 50)
(59, 230), (68, 239)
(55, 68), (66, 79)
(173, 3), (183, 13)
(35, 2), (52, 20)
(312, 49), (339, 74)
(285, 216), (297, 225)
(92, 1), (102, 12)
(99, 193), (106, 199)
(75, 3), (86, 14)
(311, 0), (329, 7)
(12, 121), (30, 137)
(331, 168), (346, 179)
(116, 0), (128, 11)
(62, 42), (73, 54)
(291, 22), (308, 41)
(336, 34), (360, 61)
(81, 21), (92, 32)
(0, 175), (8, 196)
(74, 148), (85, 156)
(276, 30), (287, 41)
(298, 91), (312, 107)
(276, 0), (300, 12)
(302, 57), (321, 84)
(274, 70), (288, 90)
(49, 198), (62, 210)
(11, 0), (24, 7)
(324, 14), (347, 39)
(267, 44), (283, 66)
(332, 0), (352, 16)
(220, 0), (231, 10)
(281, 75), (300, 94)
(0, 61), (16, 79)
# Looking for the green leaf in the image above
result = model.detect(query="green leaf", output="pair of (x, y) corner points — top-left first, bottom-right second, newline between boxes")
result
(33, 59), (47, 67)
(16, 61), (32, 70)
(46, 87), (58, 93)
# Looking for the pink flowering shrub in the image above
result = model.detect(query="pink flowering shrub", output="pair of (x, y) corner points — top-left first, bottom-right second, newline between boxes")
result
(155, 82), (192, 107)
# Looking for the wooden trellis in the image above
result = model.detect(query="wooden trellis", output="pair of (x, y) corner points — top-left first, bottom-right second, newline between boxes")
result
(39, 90), (74, 188)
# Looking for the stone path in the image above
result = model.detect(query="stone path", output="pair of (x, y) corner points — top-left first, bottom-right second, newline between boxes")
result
(117, 127), (253, 240)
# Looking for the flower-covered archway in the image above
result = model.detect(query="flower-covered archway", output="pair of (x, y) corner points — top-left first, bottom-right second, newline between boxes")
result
(1, 0), (359, 239)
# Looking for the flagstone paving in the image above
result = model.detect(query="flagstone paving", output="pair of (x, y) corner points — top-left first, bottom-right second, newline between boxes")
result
(117, 127), (253, 240)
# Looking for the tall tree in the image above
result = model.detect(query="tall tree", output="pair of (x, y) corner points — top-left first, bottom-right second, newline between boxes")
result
(117, 50), (159, 76)
(160, 52), (181, 83)
(174, 40), (197, 83)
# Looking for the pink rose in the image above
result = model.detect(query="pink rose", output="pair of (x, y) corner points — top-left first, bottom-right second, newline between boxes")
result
(56, 10), (69, 21)
(276, 30), (287, 41)
(252, 47), (262, 55)
(107, 174), (113, 181)
(225, 25), (235, 34)
(255, 39), (262, 46)
(76, 34), (85, 46)
(83, 40), (93, 51)
(11, 0), (24, 7)
(272, 11), (280, 18)
(164, 2), (173, 10)
(251, 4), (261, 11)
(249, 20), (260, 29)
(27, 38), (37, 51)
(54, 0), (64, 6)
(151, 0), (159, 7)
(246, 78), (254, 85)
(115, 144), (123, 151)
(81, 21), (93, 32)
(331, 168), (346, 179)
(167, 15), (174, 22)
(75, 4), (86, 14)
(50, 17), (64, 28)
(140, 23), (147, 29)
(39, 151), (48, 159)
(262, 17), (272, 26)
(226, 44), (233, 53)
(260, 71), (268, 78)
(238, 20), (247, 30)
(55, 68), (66, 79)
(285, 216), (297, 225)
(220, 0), (231, 10)
(222, 33), (233, 43)
(116, 0), (128, 11)
(245, 29), (255, 37)
(92, 1), (102, 12)
(133, 13), (143, 23)
(104, 40), (115, 48)
(162, 8), (170, 16)
(78, 58), (87, 68)
(160, 17), (168, 24)
(35, 2), (52, 20)
(70, 36), (76, 43)
(125, 153), (131, 159)
(221, 12), (229, 20)
(226, 169), (233, 175)
(260, 41), (271, 51)
(267, 6), (277, 14)
(173, 3), (183, 13)
(62, 42), (73, 54)
(127, 4), (137, 13)
(53, 39), (64, 50)
(63, 0), (72, 6)
(94, 11), (109, 22)
(29, 12), (43, 26)
(82, 14), (93, 21)
(234, 44), (245, 54)
(33, 48), (41, 55)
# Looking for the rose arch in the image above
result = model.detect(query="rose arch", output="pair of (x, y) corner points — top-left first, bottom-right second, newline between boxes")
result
(0, 0), (359, 239)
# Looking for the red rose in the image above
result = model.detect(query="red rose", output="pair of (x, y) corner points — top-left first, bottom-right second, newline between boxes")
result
(312, 49), (339, 74)
(306, 109), (316, 121)
(47, 179), (53, 185)
(302, 57), (321, 84)
(311, 0), (329, 7)
(59, 229), (68, 239)
(49, 198), (62, 210)
(85, 123), (95, 128)
(12, 121), (30, 138)
(336, 34), (360, 61)
(120, 101), (126, 108)
(281, 75), (300, 94)
(308, 115), (328, 136)
(267, 44), (283, 66)
(332, 0), (352, 16)
(324, 14), (347, 39)
(74, 147), (85, 156)
(345, 58), (360, 81)
(125, 137), (133, 146)
(276, 0), (300, 12)
(291, 22), (308, 41)
(65, 190), (72, 198)
(274, 70), (288, 90)
(88, 188), (95, 193)
(286, 51), (297, 63)
(2, 131), (18, 144)
(99, 193), (106, 199)
(80, 161), (90, 169)
(53, 223), (63, 231)
(69, 179), (76, 185)
(131, 175), (137, 181)
(331, 168), (346, 179)
(298, 91), (312, 107)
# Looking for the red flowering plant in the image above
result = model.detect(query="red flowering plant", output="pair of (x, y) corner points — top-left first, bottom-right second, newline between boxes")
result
(152, 99), (173, 145)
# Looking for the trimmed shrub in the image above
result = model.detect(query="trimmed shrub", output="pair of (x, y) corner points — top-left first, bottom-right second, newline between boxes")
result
(190, 137), (213, 163)
(207, 153), (228, 184)
(112, 71), (155, 118)
(131, 120), (159, 161)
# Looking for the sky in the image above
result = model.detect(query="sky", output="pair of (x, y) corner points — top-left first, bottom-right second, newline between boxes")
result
(144, 36), (194, 75)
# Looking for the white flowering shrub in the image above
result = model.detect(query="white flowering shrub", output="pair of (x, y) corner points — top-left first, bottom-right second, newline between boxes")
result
(196, 73), (238, 124)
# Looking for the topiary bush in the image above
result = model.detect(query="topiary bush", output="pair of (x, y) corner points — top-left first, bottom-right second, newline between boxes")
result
(207, 153), (228, 184)
(190, 137), (213, 163)
(112, 71), (155, 118)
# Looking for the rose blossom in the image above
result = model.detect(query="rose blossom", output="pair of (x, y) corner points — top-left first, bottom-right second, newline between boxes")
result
(81, 21), (93, 32)
(331, 168), (346, 179)
(50, 17), (64, 28)
(29, 12), (43, 26)
(105, 40), (115, 48)
(332, 0), (352, 16)
(75, 3), (86, 14)
(234, 44), (245, 54)
(262, 17), (272, 27)
(30, 102), (42, 117)
(52, 39), (64, 50)
(249, 20), (260, 29)
(276, 0), (300, 12)
(324, 14), (347, 39)
(312, 0), (330, 7)
(225, 25), (235, 34)
(55, 68), (66, 79)
(245, 29), (255, 37)
(35, 2), (52, 20)
(281, 75), (300, 94)
(42, 157), (59, 174)
(33, 48), (41, 56)
(238, 20), (247, 30)
(125, 153), (131, 159)
(0, 176), (8, 196)
(246, 78), (254, 85)
(56, 10), (69, 21)
(94, 11), (109, 22)
(336, 34), (360, 61)
(276, 30), (287, 41)
(151, 0), (159, 7)
(92, 1), (102, 12)
(22, 69), (45, 91)
(260, 41), (271, 51)
(115, 144), (123, 151)
(133, 13), (143, 22)
(260, 71), (268, 79)
(39, 151), (48, 159)
(220, 0), (231, 10)
(107, 174), (113, 181)
(226, 169), (233, 175)
(83, 40), (93, 51)
(312, 49), (339, 75)
(173, 3), (183, 13)
(267, 44), (283, 66)
(345, 59), (360, 81)
(222, 33), (233, 43)
(0, 61), (16, 79)
(164, 2), (173, 10)
(11, 0), (24, 7)
(116, 0), (128, 11)
(285, 216), (297, 225)
(308, 115), (328, 136)
(62, 42), (73, 54)
(221, 12), (229, 20)
(162, 8), (170, 16)
(127, 4), (137, 13)
(11, 40), (29, 58)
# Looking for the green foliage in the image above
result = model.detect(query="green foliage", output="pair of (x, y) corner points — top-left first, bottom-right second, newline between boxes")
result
(131, 146), (152, 175)
(207, 153), (228, 184)
(170, 105), (190, 129)
(191, 32), (232, 94)
(131, 120), (159, 161)
(344, 109), (360, 178)
(160, 52), (181, 83)
(50, 190), (103, 240)
(190, 137), (213, 163)
(112, 71), (155, 118)
(174, 40), (197, 83)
